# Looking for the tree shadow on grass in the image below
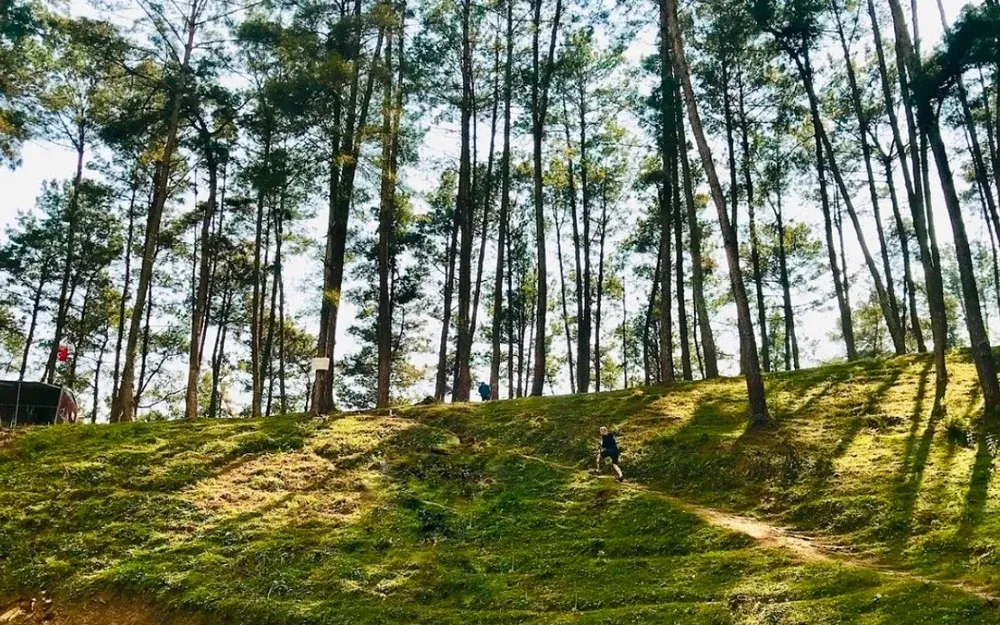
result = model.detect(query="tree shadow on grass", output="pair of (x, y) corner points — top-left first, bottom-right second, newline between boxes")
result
(829, 364), (905, 459)
(957, 422), (999, 540)
(886, 359), (944, 551)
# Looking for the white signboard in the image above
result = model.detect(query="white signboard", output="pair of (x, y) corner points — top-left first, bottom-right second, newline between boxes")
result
(311, 357), (331, 372)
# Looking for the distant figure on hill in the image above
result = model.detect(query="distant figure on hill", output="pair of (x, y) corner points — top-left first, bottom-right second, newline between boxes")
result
(596, 426), (624, 482)
(478, 381), (491, 402)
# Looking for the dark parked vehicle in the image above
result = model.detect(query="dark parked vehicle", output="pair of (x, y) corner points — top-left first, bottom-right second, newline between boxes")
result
(0, 381), (79, 427)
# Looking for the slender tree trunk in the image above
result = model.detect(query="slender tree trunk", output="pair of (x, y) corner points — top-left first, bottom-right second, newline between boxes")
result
(263, 207), (283, 417)
(134, 276), (153, 414)
(454, 0), (474, 402)
(553, 201), (576, 392)
(658, 13), (678, 385)
(797, 48), (855, 360)
(278, 258), (287, 415)
(594, 186), (608, 391)
(112, 3), (198, 424)
(833, 2), (902, 337)
(879, 0), (949, 389)
(673, 146), (692, 380)
(665, 0), (769, 426)
(773, 191), (799, 371)
(658, 186), (675, 383)
(45, 140), (85, 384)
(622, 283), (628, 388)
(19, 264), (50, 383)
(208, 283), (231, 419)
(737, 77), (768, 373)
(835, 191), (853, 329)
(490, 0), (513, 401)
(436, 212), (459, 401)
(882, 150), (926, 351)
(925, 111), (1000, 410)
(577, 90), (593, 395)
(184, 151), (218, 419)
(110, 180), (138, 410)
(91, 325), (109, 423)
(678, 110), (718, 377)
(376, 27), (398, 409)
(528, 0), (563, 396)
(692, 297), (704, 377)
(470, 34), (500, 347)
(793, 47), (905, 355)
(249, 138), (271, 420)
(644, 246), (662, 387)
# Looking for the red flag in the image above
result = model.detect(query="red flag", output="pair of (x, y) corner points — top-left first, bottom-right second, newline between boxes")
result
(57, 345), (69, 362)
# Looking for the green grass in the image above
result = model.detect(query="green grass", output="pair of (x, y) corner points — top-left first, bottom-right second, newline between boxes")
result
(0, 352), (999, 623)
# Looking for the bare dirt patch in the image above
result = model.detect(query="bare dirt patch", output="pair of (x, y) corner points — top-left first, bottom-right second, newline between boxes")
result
(0, 595), (205, 625)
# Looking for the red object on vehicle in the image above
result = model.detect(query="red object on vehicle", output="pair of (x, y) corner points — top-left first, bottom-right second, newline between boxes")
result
(57, 345), (69, 362)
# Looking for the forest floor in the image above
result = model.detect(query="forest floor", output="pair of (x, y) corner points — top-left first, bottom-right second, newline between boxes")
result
(1, 352), (1000, 623)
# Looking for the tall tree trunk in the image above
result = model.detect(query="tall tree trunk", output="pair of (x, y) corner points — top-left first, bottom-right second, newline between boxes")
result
(553, 200), (576, 392)
(665, 0), (769, 427)
(111, 3), (198, 423)
(882, 149), (926, 351)
(924, 112), (1000, 411)
(658, 186), (675, 382)
(678, 110), (718, 377)
(877, 0), (949, 389)
(622, 282), (628, 388)
(45, 138), (85, 384)
(577, 89), (593, 394)
(736, 77), (768, 371)
(833, 2), (902, 337)
(658, 12), (677, 384)
(19, 264), (50, 383)
(528, 0), (563, 396)
(454, 0), (474, 402)
(277, 245), (287, 415)
(249, 138), (271, 420)
(834, 191), (853, 331)
(469, 33), (500, 347)
(644, 246), (662, 386)
(673, 144), (692, 380)
(594, 185), (608, 391)
(91, 324), (109, 423)
(436, 211), (459, 401)
(793, 46), (905, 355)
(111, 179), (138, 409)
(134, 276), (154, 414)
(797, 48), (855, 360)
(208, 283), (231, 419)
(490, 0), (513, 401)
(773, 190), (799, 371)
(264, 206), (283, 417)
(184, 150), (218, 419)
(376, 26), (398, 410)
(313, 12), (384, 414)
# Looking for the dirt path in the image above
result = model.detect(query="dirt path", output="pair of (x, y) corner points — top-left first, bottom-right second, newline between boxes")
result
(515, 451), (1000, 605)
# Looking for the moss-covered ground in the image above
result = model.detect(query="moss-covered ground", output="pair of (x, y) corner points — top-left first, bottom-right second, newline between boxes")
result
(1, 352), (999, 623)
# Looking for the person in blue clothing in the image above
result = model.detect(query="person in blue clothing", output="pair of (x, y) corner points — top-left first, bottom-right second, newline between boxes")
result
(478, 381), (491, 401)
(595, 426), (624, 482)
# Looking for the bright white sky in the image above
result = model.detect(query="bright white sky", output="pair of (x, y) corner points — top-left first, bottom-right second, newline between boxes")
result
(0, 0), (982, 411)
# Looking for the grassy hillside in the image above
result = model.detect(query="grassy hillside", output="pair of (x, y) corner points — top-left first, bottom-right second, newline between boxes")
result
(0, 352), (998, 624)
(412, 352), (1000, 589)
